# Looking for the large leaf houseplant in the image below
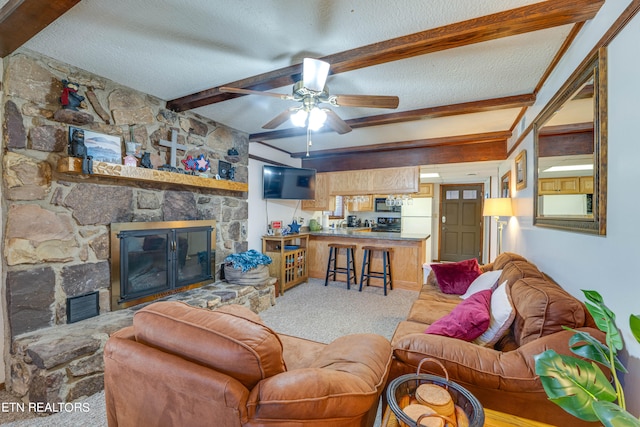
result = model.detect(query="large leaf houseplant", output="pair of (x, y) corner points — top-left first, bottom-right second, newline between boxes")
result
(535, 290), (640, 427)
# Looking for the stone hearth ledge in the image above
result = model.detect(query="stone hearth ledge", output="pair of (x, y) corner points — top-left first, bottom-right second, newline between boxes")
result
(8, 278), (276, 406)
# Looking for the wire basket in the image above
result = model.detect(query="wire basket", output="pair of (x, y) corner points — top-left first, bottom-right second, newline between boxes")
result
(385, 358), (484, 427)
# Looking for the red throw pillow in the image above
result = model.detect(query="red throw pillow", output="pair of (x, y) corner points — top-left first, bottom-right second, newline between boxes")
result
(430, 258), (482, 295)
(425, 289), (492, 341)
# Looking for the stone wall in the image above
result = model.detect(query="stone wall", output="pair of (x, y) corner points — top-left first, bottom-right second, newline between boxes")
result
(1, 49), (250, 339)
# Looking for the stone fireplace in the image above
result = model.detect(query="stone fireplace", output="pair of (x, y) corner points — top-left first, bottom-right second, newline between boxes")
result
(1, 50), (264, 402)
(3, 50), (250, 336)
(110, 220), (216, 310)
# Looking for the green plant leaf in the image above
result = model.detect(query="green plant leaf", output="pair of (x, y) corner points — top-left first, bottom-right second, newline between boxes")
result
(593, 401), (640, 427)
(583, 289), (604, 304)
(535, 350), (616, 421)
(630, 314), (640, 345)
(567, 329), (627, 373)
(582, 290), (623, 351)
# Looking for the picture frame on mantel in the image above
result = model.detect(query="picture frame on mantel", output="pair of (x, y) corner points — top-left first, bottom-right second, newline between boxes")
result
(515, 149), (527, 190)
(69, 126), (122, 164)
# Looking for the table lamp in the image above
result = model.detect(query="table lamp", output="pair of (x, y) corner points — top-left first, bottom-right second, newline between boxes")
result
(483, 198), (513, 254)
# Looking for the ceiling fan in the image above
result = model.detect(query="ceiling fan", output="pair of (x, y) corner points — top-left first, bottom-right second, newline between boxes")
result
(219, 58), (399, 135)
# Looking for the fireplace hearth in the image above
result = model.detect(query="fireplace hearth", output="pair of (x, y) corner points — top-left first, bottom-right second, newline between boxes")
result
(110, 220), (216, 310)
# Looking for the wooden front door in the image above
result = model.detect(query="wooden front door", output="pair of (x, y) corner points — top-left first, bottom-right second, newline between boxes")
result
(438, 184), (483, 262)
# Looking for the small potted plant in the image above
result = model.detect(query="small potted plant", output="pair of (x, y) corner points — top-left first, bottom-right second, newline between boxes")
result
(535, 290), (640, 427)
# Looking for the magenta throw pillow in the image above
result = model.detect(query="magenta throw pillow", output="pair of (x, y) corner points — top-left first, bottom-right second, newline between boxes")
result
(425, 289), (492, 341)
(430, 258), (482, 295)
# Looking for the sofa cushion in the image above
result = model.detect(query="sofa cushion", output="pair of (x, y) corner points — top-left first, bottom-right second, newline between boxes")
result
(460, 270), (503, 299)
(425, 289), (492, 341)
(474, 281), (515, 347)
(491, 252), (528, 270)
(499, 260), (544, 286)
(430, 258), (482, 295)
(133, 301), (286, 389)
(408, 299), (460, 324)
(509, 277), (586, 346)
(419, 281), (464, 303)
(248, 334), (391, 420)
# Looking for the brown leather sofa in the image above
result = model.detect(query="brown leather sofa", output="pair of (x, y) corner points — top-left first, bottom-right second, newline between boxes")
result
(388, 252), (606, 427)
(104, 301), (392, 427)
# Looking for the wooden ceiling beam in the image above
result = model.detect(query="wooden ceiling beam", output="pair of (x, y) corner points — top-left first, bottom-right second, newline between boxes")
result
(167, 0), (603, 112)
(249, 94), (534, 142)
(0, 0), (80, 58)
(290, 130), (512, 159)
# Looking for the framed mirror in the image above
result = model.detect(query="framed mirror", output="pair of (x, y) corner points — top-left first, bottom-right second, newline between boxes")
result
(533, 47), (607, 235)
(501, 171), (511, 198)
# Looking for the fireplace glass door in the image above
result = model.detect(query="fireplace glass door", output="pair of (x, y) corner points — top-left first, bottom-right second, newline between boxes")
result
(111, 220), (216, 309)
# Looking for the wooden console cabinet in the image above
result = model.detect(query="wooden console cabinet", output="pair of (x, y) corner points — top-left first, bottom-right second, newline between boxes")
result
(262, 233), (309, 295)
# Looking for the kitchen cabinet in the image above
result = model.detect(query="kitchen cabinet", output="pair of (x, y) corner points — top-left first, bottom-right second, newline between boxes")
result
(262, 233), (309, 295)
(301, 173), (335, 211)
(328, 170), (370, 195)
(344, 195), (374, 212)
(415, 183), (434, 198)
(328, 166), (419, 195)
(369, 167), (418, 194)
(538, 177), (593, 195)
(579, 176), (594, 193)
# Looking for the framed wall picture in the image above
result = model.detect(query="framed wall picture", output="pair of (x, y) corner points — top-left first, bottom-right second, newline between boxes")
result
(69, 127), (122, 164)
(501, 171), (511, 198)
(515, 150), (527, 190)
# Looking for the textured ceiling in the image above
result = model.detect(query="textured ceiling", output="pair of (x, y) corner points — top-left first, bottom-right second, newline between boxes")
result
(20, 0), (583, 176)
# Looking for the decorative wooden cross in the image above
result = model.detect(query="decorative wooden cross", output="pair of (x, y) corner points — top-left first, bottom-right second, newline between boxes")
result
(159, 129), (187, 168)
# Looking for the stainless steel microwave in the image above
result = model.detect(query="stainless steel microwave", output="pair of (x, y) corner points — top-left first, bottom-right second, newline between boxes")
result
(374, 198), (402, 213)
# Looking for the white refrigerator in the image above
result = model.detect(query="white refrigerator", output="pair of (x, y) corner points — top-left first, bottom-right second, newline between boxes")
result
(401, 197), (433, 263)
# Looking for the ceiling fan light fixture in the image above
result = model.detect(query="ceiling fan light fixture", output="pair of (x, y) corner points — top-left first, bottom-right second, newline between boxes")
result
(308, 107), (327, 130)
(303, 58), (330, 92)
(291, 109), (308, 127)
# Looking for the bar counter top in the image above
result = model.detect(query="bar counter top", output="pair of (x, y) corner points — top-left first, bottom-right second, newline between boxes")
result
(307, 229), (430, 291)
(309, 228), (429, 241)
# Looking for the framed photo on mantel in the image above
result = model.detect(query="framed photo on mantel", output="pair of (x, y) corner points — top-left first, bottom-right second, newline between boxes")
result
(69, 127), (122, 164)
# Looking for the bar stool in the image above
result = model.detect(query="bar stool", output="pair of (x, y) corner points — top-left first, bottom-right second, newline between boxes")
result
(324, 244), (358, 289)
(359, 246), (393, 295)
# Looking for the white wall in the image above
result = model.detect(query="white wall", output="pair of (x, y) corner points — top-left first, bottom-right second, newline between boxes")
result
(503, 0), (640, 414)
(247, 143), (302, 251)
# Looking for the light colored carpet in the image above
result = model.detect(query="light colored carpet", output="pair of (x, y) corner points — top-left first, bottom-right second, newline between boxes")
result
(260, 278), (417, 343)
(1, 278), (417, 427)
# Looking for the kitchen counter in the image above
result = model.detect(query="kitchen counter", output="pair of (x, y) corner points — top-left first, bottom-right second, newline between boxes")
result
(307, 230), (430, 291)
(310, 228), (429, 241)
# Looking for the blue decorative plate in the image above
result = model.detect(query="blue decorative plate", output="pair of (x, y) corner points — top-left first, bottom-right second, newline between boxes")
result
(284, 245), (299, 250)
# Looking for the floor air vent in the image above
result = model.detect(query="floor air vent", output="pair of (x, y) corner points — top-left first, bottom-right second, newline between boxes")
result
(67, 292), (99, 323)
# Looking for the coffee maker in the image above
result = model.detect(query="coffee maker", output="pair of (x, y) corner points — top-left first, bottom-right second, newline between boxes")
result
(347, 215), (358, 227)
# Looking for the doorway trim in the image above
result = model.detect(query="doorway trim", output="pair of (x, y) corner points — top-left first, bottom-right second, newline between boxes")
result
(437, 183), (485, 262)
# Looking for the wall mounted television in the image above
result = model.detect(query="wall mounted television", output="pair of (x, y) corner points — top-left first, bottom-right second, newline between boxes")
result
(263, 165), (316, 200)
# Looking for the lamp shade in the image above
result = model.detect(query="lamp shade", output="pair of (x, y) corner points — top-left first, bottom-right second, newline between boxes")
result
(483, 198), (513, 217)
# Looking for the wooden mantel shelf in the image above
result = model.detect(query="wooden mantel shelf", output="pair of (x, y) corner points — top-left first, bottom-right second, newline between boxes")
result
(57, 157), (248, 192)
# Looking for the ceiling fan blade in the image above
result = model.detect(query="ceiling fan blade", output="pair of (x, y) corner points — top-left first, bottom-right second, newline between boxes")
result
(323, 109), (352, 134)
(219, 86), (291, 100)
(302, 58), (330, 92)
(262, 109), (294, 129)
(332, 94), (399, 109)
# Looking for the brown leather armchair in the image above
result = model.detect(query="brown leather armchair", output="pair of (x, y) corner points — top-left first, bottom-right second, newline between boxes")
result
(104, 301), (392, 427)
